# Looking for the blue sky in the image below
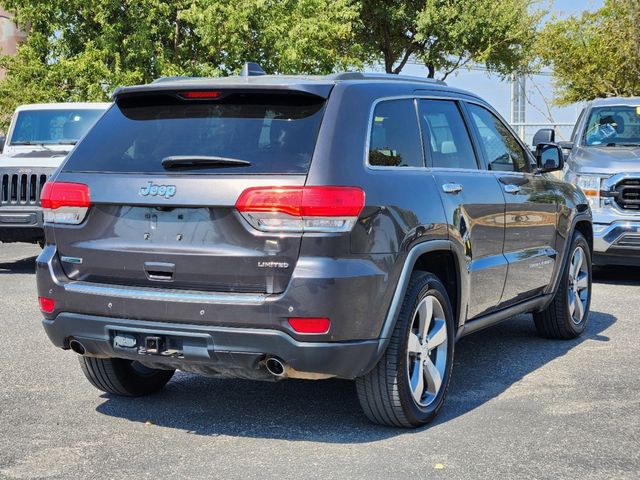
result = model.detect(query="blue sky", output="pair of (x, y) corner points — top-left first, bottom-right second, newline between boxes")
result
(399, 0), (605, 143)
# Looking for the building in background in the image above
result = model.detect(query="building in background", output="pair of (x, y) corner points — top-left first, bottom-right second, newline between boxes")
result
(0, 8), (25, 80)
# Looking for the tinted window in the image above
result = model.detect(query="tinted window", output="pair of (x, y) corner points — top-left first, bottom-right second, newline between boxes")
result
(369, 99), (423, 167)
(9, 109), (105, 146)
(418, 100), (477, 169)
(63, 92), (325, 174)
(467, 104), (528, 172)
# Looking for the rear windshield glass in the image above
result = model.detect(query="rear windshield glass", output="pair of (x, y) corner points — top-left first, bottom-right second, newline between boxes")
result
(63, 92), (326, 174)
(10, 109), (105, 146)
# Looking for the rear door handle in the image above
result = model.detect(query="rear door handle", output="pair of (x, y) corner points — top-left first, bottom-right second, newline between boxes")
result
(442, 183), (463, 194)
(503, 184), (521, 194)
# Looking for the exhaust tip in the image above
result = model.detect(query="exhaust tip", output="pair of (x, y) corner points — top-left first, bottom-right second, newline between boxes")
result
(265, 357), (287, 377)
(69, 339), (86, 355)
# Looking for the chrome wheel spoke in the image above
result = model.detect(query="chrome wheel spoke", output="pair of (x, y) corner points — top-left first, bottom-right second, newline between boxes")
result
(568, 290), (576, 317)
(407, 332), (422, 354)
(423, 357), (442, 396)
(574, 293), (584, 320)
(427, 319), (447, 350)
(571, 248), (583, 279)
(410, 360), (425, 403)
(416, 296), (434, 342)
(576, 272), (589, 290)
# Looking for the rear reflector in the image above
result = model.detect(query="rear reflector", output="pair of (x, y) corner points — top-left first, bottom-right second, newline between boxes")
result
(236, 186), (365, 233)
(288, 317), (330, 334)
(38, 296), (56, 313)
(41, 182), (91, 224)
(179, 91), (222, 99)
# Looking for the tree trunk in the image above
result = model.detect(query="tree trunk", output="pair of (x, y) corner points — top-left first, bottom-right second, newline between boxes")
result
(427, 63), (435, 78)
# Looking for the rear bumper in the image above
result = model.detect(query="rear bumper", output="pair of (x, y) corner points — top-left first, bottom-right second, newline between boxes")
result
(36, 245), (399, 378)
(43, 313), (381, 380)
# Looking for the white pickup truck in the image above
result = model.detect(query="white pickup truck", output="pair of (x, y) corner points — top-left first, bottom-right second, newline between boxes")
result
(0, 102), (109, 244)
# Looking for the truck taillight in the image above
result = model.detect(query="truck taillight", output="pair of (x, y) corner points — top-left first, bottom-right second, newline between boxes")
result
(40, 181), (91, 224)
(235, 186), (365, 233)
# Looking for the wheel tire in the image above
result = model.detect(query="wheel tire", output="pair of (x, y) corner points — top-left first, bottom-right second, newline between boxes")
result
(356, 271), (455, 427)
(78, 356), (175, 396)
(533, 231), (592, 339)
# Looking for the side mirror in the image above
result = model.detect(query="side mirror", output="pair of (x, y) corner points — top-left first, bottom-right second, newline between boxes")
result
(535, 143), (564, 173)
(532, 128), (555, 147)
(0, 136), (5, 153)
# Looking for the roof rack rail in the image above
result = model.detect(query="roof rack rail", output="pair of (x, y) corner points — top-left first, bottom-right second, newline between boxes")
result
(330, 72), (446, 85)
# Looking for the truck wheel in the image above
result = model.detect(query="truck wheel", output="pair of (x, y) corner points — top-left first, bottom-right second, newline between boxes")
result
(356, 271), (455, 427)
(78, 356), (174, 396)
(533, 231), (592, 339)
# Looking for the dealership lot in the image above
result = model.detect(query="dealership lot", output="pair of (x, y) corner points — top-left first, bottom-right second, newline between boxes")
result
(0, 244), (638, 480)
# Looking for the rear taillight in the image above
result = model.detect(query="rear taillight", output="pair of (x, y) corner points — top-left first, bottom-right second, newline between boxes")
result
(40, 181), (91, 224)
(235, 186), (365, 233)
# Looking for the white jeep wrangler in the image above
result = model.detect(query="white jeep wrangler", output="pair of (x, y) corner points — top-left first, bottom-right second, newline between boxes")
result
(0, 102), (109, 244)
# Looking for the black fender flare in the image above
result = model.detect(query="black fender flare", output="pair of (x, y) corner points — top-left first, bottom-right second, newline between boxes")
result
(543, 212), (593, 308)
(371, 239), (467, 362)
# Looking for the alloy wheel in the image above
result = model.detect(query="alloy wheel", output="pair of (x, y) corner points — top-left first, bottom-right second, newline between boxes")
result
(568, 246), (590, 325)
(406, 295), (448, 407)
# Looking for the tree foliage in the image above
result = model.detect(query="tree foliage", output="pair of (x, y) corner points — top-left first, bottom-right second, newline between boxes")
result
(0, 0), (362, 127)
(0, 0), (546, 128)
(357, 0), (542, 79)
(537, 0), (640, 105)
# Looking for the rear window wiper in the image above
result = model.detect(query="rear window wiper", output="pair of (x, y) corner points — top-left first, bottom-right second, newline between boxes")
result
(161, 155), (251, 169)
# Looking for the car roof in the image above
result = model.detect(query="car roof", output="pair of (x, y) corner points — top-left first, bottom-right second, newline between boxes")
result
(15, 102), (112, 112)
(113, 72), (483, 103)
(589, 97), (640, 107)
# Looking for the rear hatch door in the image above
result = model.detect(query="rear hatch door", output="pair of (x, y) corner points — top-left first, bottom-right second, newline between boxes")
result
(52, 87), (329, 294)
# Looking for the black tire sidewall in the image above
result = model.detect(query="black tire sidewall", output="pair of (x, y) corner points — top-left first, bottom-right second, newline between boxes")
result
(396, 273), (455, 425)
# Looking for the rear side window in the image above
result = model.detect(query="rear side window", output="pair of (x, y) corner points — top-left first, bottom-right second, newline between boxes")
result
(368, 99), (424, 167)
(63, 92), (326, 174)
(467, 104), (529, 172)
(418, 100), (478, 169)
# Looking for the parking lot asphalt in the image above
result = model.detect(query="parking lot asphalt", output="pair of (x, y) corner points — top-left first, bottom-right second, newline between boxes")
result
(0, 243), (638, 480)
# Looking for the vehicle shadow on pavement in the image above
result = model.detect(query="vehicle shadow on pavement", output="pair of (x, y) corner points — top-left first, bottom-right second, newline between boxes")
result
(95, 310), (615, 441)
(593, 265), (640, 286)
(0, 256), (37, 274)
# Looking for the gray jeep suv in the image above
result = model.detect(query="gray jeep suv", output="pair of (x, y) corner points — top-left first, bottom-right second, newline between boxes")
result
(554, 97), (640, 266)
(36, 67), (593, 427)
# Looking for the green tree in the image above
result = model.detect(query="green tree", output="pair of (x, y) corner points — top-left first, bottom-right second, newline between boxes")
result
(0, 0), (362, 128)
(537, 0), (640, 104)
(357, 0), (542, 79)
(183, 0), (363, 75)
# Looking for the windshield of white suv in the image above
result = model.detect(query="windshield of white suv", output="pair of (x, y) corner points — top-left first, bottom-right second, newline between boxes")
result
(9, 109), (105, 146)
(583, 105), (640, 146)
